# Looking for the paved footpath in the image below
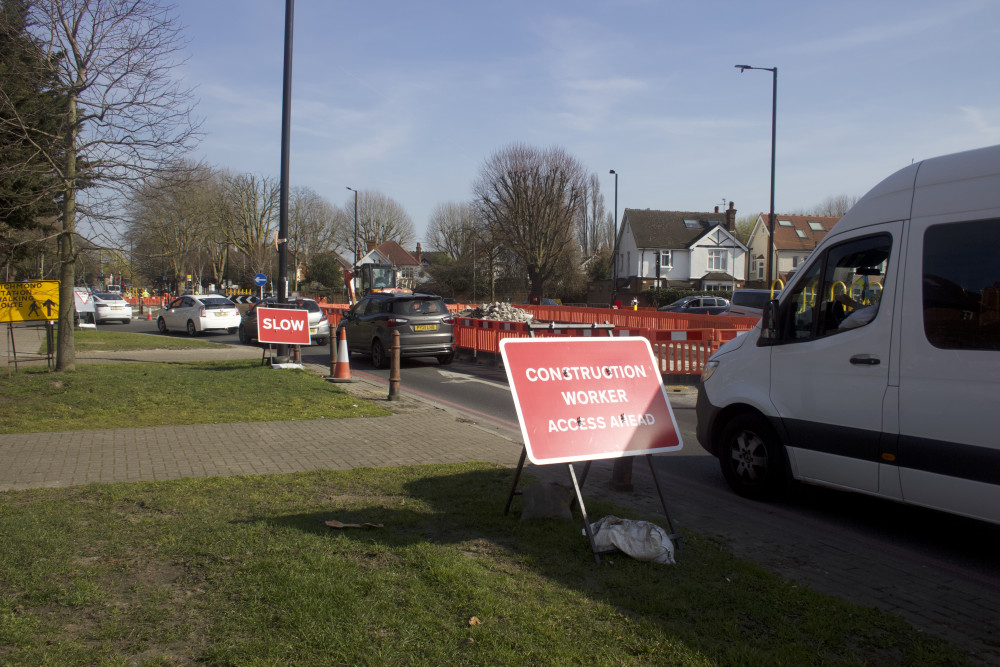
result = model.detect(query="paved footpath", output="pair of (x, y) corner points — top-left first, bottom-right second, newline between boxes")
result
(3, 323), (998, 664)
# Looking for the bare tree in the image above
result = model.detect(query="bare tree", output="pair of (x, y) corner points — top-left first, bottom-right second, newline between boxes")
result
(224, 173), (279, 278)
(287, 186), (345, 291)
(473, 143), (586, 299)
(125, 162), (219, 291)
(426, 202), (479, 259)
(0, 0), (199, 370)
(812, 194), (858, 217)
(574, 173), (608, 257)
(349, 190), (415, 251)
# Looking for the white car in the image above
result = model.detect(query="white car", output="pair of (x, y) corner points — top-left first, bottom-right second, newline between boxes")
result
(92, 292), (133, 324)
(157, 295), (241, 336)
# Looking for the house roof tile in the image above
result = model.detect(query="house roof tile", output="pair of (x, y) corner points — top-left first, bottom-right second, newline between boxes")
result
(624, 208), (729, 248)
(376, 241), (419, 266)
(758, 213), (840, 251)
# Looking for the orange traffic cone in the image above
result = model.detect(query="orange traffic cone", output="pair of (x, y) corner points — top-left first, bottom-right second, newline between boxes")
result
(146, 310), (152, 321)
(327, 327), (353, 383)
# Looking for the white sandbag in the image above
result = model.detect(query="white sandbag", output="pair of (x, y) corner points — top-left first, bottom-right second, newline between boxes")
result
(587, 515), (675, 565)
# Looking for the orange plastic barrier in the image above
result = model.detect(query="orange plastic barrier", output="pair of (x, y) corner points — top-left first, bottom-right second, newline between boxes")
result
(312, 302), (751, 375)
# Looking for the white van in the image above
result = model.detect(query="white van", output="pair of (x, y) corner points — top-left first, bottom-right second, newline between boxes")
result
(696, 144), (1000, 525)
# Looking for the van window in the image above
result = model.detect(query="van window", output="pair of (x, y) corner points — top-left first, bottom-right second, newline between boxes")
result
(781, 233), (891, 342)
(923, 218), (1000, 350)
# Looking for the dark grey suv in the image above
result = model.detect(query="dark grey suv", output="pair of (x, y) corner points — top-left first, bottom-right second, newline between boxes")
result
(337, 293), (456, 368)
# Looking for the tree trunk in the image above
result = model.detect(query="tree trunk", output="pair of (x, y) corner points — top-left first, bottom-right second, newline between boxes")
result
(55, 95), (78, 372)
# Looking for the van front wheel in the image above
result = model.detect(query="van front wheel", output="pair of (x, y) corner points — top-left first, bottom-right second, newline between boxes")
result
(718, 413), (788, 500)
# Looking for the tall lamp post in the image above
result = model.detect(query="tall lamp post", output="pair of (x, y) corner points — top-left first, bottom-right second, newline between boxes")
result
(346, 187), (359, 272)
(609, 169), (619, 306)
(735, 64), (777, 288)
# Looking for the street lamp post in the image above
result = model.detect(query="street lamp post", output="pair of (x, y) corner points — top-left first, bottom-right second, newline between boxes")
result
(609, 169), (618, 306)
(346, 187), (359, 272)
(735, 64), (777, 288)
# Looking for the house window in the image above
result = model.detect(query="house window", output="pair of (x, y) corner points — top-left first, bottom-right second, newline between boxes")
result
(778, 219), (793, 226)
(808, 221), (826, 231)
(756, 259), (765, 279)
(792, 255), (801, 268)
(708, 249), (727, 272)
(795, 229), (807, 238)
(659, 250), (672, 271)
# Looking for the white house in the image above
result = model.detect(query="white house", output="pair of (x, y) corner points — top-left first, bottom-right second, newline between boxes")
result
(615, 204), (747, 292)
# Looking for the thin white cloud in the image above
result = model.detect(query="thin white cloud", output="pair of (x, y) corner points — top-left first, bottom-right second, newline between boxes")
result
(959, 106), (1000, 144)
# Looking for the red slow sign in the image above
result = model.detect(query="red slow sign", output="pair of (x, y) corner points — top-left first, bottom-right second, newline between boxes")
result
(500, 337), (682, 464)
(256, 307), (311, 345)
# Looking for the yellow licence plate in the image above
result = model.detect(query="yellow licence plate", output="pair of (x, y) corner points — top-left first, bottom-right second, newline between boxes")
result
(413, 324), (437, 332)
(214, 311), (228, 316)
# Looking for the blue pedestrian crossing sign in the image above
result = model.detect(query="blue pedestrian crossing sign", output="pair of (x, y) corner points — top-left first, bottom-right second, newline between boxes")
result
(253, 273), (267, 287)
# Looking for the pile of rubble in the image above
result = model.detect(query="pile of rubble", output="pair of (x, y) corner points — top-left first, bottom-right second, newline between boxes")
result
(459, 301), (534, 322)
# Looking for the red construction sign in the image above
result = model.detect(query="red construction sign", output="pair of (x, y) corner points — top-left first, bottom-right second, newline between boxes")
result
(500, 337), (682, 465)
(256, 307), (310, 345)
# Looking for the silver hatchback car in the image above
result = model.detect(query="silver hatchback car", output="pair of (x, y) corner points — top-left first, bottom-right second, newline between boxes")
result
(238, 296), (331, 346)
(338, 293), (455, 368)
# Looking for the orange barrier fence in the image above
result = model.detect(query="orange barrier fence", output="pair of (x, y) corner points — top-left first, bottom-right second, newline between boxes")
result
(315, 302), (754, 376)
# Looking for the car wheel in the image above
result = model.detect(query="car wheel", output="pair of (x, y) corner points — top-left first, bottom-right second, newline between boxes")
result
(238, 324), (251, 345)
(437, 352), (454, 365)
(186, 320), (198, 336)
(371, 339), (388, 369)
(157, 317), (167, 334)
(718, 412), (788, 500)
(314, 337), (327, 347)
(227, 327), (237, 335)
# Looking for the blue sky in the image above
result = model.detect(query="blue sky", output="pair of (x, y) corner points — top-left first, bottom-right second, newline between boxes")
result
(173, 0), (1000, 242)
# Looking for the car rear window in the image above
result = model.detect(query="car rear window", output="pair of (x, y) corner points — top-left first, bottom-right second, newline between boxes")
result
(201, 298), (234, 309)
(392, 299), (447, 315)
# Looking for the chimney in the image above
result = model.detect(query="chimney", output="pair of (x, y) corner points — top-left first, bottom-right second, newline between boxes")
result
(415, 242), (422, 264)
(714, 206), (719, 213)
(366, 237), (377, 252)
(726, 201), (737, 232)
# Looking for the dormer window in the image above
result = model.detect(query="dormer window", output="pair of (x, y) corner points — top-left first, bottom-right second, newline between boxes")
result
(683, 219), (701, 228)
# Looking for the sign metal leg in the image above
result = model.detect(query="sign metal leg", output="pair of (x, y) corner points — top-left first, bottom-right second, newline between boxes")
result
(646, 454), (680, 545)
(503, 447), (527, 516)
(567, 462), (603, 564)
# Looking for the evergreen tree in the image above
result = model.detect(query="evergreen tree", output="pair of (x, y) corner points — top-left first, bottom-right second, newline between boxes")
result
(0, 0), (62, 238)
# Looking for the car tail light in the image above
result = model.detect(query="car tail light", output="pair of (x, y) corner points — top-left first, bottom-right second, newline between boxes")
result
(198, 306), (205, 317)
(385, 317), (409, 327)
(441, 316), (454, 324)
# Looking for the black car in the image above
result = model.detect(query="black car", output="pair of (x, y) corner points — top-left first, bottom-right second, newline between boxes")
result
(657, 295), (730, 315)
(337, 292), (456, 368)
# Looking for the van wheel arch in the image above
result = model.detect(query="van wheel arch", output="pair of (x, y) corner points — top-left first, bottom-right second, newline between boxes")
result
(717, 410), (790, 501)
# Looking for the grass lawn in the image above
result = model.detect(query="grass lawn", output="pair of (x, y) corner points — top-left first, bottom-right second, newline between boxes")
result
(0, 463), (971, 666)
(0, 358), (388, 433)
(0, 330), (975, 665)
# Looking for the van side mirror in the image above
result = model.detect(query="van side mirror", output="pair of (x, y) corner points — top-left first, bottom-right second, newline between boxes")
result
(759, 299), (780, 344)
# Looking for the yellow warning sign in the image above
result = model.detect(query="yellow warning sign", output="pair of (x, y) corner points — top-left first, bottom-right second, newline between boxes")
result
(0, 281), (60, 323)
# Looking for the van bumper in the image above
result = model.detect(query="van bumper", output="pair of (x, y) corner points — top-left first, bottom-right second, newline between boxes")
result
(695, 384), (721, 458)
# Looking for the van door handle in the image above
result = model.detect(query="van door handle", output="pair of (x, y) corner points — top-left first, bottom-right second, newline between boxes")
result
(850, 355), (880, 366)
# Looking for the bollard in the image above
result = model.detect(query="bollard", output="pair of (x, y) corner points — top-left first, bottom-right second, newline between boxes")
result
(388, 330), (401, 401)
(610, 458), (634, 492)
